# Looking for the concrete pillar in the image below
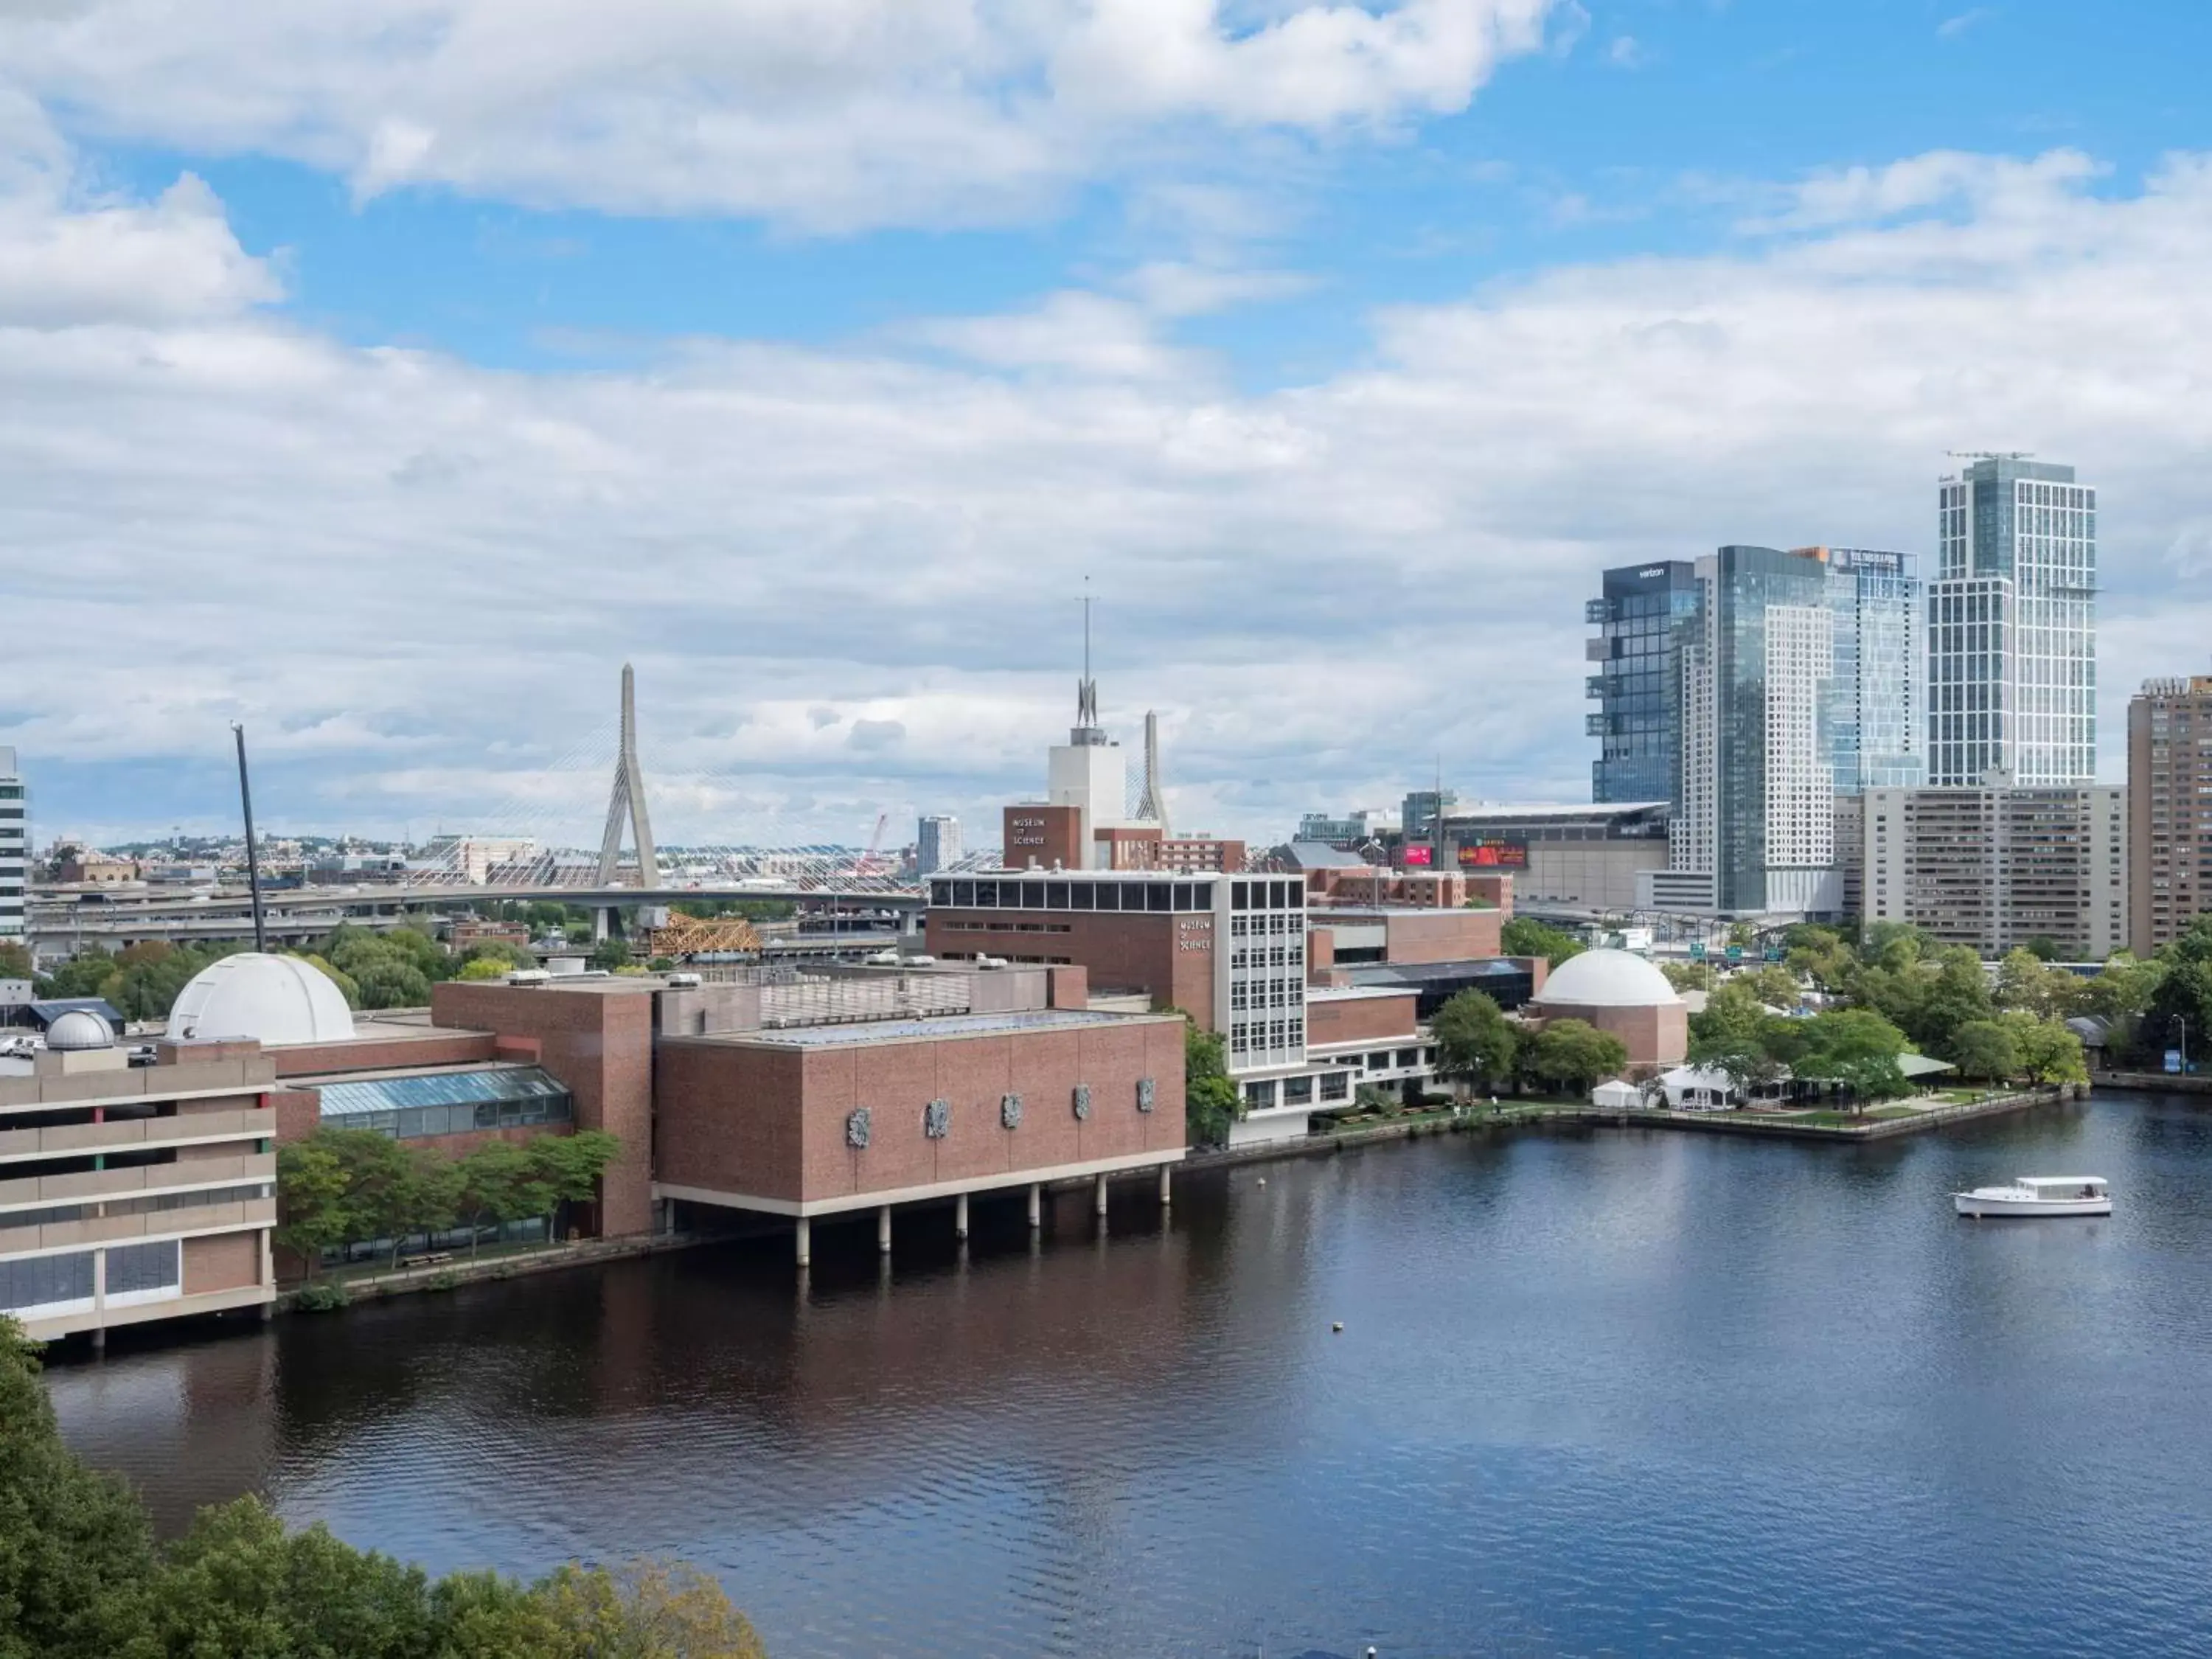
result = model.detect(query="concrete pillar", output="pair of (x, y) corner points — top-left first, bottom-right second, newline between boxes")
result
(1027, 1183), (1042, 1228)
(954, 1192), (970, 1240)
(1093, 1173), (1109, 1217)
(877, 1204), (892, 1255)
(90, 1326), (106, 1353)
(794, 1215), (811, 1269)
(1158, 1164), (1172, 1206)
(593, 905), (613, 943)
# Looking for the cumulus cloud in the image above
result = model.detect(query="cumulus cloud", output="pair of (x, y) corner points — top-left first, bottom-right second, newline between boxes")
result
(6, 144), (2211, 846)
(0, 0), (1557, 232)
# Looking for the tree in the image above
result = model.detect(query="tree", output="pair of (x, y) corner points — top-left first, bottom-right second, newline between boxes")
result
(1181, 1020), (1241, 1147)
(2000, 1010), (2088, 1085)
(1994, 947), (2077, 1020)
(274, 1137), (354, 1279)
(1661, 960), (1717, 994)
(291, 951), (361, 1007)
(350, 959), (435, 1009)
(1525, 1019), (1629, 1096)
(0, 940), (32, 980)
(1784, 925), (1856, 993)
(1500, 917), (1585, 968)
(527, 1130), (623, 1239)
(591, 936), (634, 972)
(34, 950), (118, 1000)
(456, 954), (517, 981)
(529, 1560), (768, 1658)
(1792, 1008), (1911, 1111)
(1429, 990), (1517, 1095)
(1741, 964), (1802, 1009)
(2141, 952), (2212, 1071)
(2021, 935), (2063, 962)
(455, 1141), (553, 1259)
(1949, 1019), (2021, 1085)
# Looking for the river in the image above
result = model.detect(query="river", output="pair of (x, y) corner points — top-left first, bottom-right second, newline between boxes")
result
(44, 1092), (2212, 1658)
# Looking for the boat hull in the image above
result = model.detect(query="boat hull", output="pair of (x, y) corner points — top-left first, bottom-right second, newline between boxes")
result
(1953, 1194), (2110, 1217)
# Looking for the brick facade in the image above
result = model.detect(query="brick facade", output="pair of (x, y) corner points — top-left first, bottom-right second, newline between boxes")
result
(1307, 991), (1419, 1050)
(925, 908), (1215, 1028)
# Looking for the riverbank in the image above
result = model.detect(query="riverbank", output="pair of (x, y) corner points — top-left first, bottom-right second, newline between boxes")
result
(276, 1226), (735, 1315)
(2096, 1070), (2212, 1094)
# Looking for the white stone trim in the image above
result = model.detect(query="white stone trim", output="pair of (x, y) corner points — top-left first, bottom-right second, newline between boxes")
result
(655, 1146), (1185, 1218)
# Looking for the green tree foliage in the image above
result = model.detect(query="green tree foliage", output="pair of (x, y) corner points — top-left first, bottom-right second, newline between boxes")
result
(459, 939), (536, 970)
(33, 950), (119, 1001)
(1784, 925), (1857, 993)
(1525, 1019), (1629, 1096)
(1, 1316), (768, 1658)
(591, 936), (634, 972)
(2020, 935), (2063, 962)
(2139, 919), (2212, 1066)
(1994, 947), (2079, 1020)
(675, 898), (795, 923)
(455, 955), (515, 981)
(1500, 917), (1585, 969)
(1998, 1010), (2089, 1085)
(0, 941), (32, 980)
(1181, 1019), (1241, 1147)
(292, 952), (362, 1008)
(454, 1141), (554, 1261)
(526, 1130), (623, 1238)
(1739, 964), (1803, 1009)
(274, 1138), (355, 1280)
(1429, 990), (1518, 1094)
(1660, 960), (1717, 994)
(1790, 1009), (1911, 1110)
(1949, 1019), (2021, 1084)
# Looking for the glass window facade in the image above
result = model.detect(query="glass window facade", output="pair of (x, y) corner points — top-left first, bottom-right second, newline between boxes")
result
(317, 1066), (573, 1139)
(1587, 563), (1703, 805)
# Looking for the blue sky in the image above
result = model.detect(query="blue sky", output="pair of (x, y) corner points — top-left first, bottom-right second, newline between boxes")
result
(4, 0), (2211, 849)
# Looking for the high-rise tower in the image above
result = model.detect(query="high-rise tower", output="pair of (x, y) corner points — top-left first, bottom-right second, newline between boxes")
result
(1929, 455), (2097, 785)
(0, 748), (24, 948)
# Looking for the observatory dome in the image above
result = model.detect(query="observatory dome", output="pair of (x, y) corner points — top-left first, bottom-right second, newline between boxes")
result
(1530, 948), (1683, 1009)
(166, 952), (355, 1046)
(44, 1009), (115, 1051)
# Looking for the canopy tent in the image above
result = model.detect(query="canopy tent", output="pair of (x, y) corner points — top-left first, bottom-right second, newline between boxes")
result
(1590, 1079), (1643, 1109)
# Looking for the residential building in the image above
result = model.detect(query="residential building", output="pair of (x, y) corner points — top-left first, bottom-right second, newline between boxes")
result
(56, 850), (139, 886)
(1652, 544), (1921, 919)
(1862, 778), (2126, 959)
(1929, 456), (2097, 787)
(0, 748), (24, 948)
(1586, 561), (1703, 804)
(418, 835), (541, 885)
(2128, 672), (2212, 955)
(915, 815), (962, 876)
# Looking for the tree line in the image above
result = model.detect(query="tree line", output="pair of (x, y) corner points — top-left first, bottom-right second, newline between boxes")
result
(276, 1128), (622, 1274)
(1, 1315), (766, 1657)
(1428, 992), (1628, 1097)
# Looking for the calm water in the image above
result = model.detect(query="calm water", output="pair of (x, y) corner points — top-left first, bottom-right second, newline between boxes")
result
(45, 1093), (2212, 1658)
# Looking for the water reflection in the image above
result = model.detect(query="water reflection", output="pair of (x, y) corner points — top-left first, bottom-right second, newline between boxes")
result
(46, 1095), (2212, 1658)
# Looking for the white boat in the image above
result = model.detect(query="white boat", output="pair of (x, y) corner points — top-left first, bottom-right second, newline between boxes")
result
(1953, 1175), (2111, 1218)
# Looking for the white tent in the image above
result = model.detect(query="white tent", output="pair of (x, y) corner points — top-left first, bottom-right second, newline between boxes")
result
(1590, 1079), (1643, 1109)
(1658, 1065), (1739, 1110)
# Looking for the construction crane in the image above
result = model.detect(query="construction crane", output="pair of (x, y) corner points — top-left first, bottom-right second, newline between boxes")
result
(852, 813), (891, 878)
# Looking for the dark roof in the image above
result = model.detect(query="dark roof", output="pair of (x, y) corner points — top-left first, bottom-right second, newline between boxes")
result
(1338, 959), (1527, 990)
(1282, 841), (1370, 870)
(27, 998), (125, 1032)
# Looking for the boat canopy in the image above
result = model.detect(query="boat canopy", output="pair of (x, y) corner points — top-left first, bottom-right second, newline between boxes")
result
(2019, 1176), (2106, 1192)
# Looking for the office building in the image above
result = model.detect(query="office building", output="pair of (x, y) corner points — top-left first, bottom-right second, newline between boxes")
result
(2129, 672), (2212, 955)
(1862, 779), (2126, 959)
(1295, 808), (1398, 846)
(1586, 561), (1703, 804)
(0, 749), (24, 947)
(1, 1010), (277, 1345)
(1818, 548), (1925, 790)
(1929, 456), (2097, 787)
(1400, 790), (1458, 842)
(915, 815), (961, 876)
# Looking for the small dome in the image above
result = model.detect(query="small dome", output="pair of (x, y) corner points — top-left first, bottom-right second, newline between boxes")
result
(45, 1009), (115, 1050)
(1531, 948), (1683, 1009)
(167, 952), (355, 1046)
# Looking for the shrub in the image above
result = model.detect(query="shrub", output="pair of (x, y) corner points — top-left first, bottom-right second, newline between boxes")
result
(292, 1281), (350, 1313)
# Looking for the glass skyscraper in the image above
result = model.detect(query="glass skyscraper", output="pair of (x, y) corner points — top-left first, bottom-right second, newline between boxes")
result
(1585, 562), (1702, 804)
(1929, 456), (2096, 786)
(1615, 546), (1922, 918)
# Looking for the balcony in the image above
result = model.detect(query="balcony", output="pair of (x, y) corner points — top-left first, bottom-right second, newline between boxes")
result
(1586, 675), (1607, 700)
(1, 1196), (276, 1256)
(0, 1150), (274, 1214)
(0, 1106), (274, 1166)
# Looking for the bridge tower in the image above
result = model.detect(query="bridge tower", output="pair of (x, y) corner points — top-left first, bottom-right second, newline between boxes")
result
(597, 664), (660, 888)
(1134, 709), (1170, 835)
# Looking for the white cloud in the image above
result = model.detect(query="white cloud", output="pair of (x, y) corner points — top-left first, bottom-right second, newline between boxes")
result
(1755, 147), (2103, 233)
(7, 143), (2212, 844)
(0, 0), (1557, 232)
(1937, 8), (1995, 41)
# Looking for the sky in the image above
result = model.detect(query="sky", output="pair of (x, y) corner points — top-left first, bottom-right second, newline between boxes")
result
(3, 0), (2210, 853)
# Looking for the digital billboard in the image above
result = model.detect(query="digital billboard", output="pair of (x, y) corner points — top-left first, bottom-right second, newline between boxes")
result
(1455, 840), (1528, 869)
(1402, 844), (1433, 867)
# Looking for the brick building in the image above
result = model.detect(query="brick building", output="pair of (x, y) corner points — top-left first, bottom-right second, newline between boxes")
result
(2130, 672), (2212, 956)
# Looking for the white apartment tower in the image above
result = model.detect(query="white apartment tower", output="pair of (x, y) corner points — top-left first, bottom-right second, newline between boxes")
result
(914, 815), (962, 876)
(0, 748), (24, 947)
(1930, 456), (2097, 786)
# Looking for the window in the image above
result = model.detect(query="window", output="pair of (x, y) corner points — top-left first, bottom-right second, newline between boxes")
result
(1396, 1048), (1421, 1068)
(1071, 882), (1094, 911)
(1367, 1051), (1391, 1071)
(1147, 883), (1171, 913)
(1243, 1080), (1276, 1110)
(0, 1251), (94, 1316)
(1320, 1072), (1349, 1102)
(1282, 1075), (1314, 1105)
(106, 1240), (181, 1305)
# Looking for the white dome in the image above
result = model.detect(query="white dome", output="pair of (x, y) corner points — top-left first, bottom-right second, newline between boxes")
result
(45, 1009), (114, 1050)
(167, 953), (355, 1046)
(1531, 948), (1683, 1009)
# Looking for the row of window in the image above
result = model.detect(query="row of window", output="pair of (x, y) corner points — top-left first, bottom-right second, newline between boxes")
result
(0, 1182), (271, 1234)
(0, 1240), (178, 1317)
(1229, 1020), (1305, 1055)
(333, 1094), (574, 1141)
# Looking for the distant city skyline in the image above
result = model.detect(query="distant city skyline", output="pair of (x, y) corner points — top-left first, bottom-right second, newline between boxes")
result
(4, 3), (2208, 844)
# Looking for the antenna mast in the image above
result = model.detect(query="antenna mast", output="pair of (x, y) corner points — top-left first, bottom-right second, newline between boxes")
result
(231, 723), (268, 954)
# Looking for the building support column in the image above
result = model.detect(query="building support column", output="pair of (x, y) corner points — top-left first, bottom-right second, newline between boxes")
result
(954, 1192), (970, 1240)
(1158, 1164), (1172, 1207)
(1026, 1183), (1042, 1229)
(1093, 1173), (1109, 1217)
(877, 1205), (892, 1255)
(794, 1215), (811, 1270)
